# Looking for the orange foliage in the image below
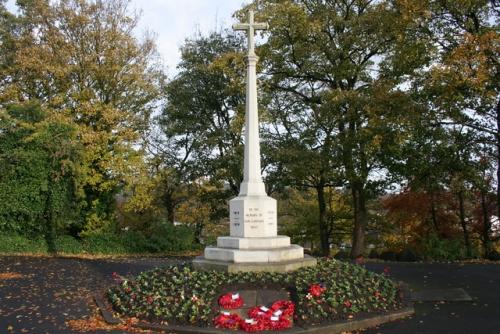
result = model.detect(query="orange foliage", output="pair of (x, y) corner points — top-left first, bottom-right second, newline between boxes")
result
(382, 190), (462, 247)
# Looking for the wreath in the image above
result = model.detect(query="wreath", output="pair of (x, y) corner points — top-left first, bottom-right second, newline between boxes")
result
(218, 292), (244, 309)
(214, 312), (242, 330)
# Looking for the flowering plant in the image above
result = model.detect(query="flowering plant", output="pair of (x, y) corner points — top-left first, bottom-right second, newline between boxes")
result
(213, 312), (241, 330)
(218, 292), (244, 309)
(308, 283), (326, 297)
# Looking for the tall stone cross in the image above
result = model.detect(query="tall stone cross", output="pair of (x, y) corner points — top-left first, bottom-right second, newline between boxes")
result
(193, 8), (315, 272)
(232, 10), (268, 197)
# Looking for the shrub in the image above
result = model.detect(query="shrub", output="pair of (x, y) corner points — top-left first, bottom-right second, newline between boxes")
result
(488, 251), (500, 261)
(334, 250), (350, 259)
(55, 235), (84, 254)
(380, 251), (397, 261)
(145, 221), (197, 252)
(420, 234), (465, 261)
(368, 249), (379, 259)
(396, 249), (419, 262)
(82, 233), (128, 254)
(0, 233), (47, 253)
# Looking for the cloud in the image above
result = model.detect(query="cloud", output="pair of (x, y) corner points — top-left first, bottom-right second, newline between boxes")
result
(132, 0), (246, 74)
(5, 0), (246, 75)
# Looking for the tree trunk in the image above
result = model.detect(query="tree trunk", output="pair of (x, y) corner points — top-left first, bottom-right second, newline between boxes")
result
(194, 222), (203, 244)
(458, 190), (471, 257)
(430, 191), (439, 234)
(350, 183), (367, 258)
(164, 191), (176, 224)
(43, 179), (56, 254)
(481, 190), (492, 258)
(316, 183), (330, 256)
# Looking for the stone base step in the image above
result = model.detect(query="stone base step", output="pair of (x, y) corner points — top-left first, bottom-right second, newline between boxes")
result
(192, 255), (317, 273)
(217, 236), (291, 250)
(205, 244), (304, 263)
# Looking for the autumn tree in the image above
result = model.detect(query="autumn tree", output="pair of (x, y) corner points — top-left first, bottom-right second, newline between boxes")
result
(154, 31), (246, 225)
(423, 0), (500, 234)
(250, 0), (426, 257)
(0, 0), (164, 234)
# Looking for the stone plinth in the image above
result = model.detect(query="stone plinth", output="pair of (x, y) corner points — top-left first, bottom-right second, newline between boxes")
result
(230, 195), (277, 237)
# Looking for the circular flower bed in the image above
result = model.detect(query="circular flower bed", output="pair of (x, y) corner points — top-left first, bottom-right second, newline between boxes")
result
(107, 259), (401, 329)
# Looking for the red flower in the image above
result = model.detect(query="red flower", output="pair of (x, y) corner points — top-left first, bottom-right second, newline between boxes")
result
(383, 266), (391, 275)
(267, 316), (292, 331)
(343, 299), (352, 308)
(240, 318), (266, 332)
(270, 300), (295, 317)
(308, 284), (326, 297)
(374, 291), (381, 298)
(214, 312), (241, 330)
(218, 292), (244, 309)
(248, 306), (271, 320)
(147, 296), (154, 304)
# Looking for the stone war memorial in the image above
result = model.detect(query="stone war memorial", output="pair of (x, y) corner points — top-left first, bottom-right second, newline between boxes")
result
(104, 8), (413, 334)
(193, 9), (316, 273)
(4, 0), (494, 333)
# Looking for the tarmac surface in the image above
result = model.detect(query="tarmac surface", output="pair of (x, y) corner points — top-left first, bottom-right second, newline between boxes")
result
(0, 256), (498, 334)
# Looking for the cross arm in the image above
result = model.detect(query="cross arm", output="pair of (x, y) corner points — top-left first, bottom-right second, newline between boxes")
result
(233, 23), (249, 31)
(253, 23), (269, 31)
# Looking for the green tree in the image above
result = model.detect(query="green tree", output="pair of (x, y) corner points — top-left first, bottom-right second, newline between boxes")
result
(0, 103), (80, 252)
(1, 0), (165, 234)
(253, 0), (426, 257)
(423, 2), (498, 211)
(155, 31), (246, 223)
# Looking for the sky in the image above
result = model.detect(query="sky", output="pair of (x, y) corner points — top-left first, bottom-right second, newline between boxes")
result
(5, 0), (247, 75)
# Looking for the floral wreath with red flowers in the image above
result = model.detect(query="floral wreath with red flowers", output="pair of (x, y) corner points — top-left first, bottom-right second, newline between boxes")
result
(240, 318), (267, 332)
(218, 292), (244, 309)
(214, 312), (242, 330)
(266, 316), (292, 331)
(214, 298), (295, 332)
(271, 300), (295, 317)
(308, 283), (326, 297)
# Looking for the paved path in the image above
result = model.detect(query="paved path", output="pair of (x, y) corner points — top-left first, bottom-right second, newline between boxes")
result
(364, 262), (500, 334)
(0, 256), (498, 333)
